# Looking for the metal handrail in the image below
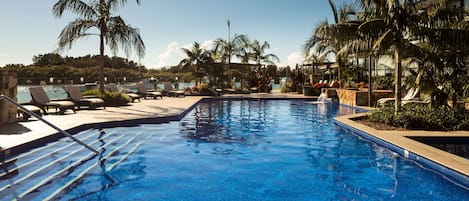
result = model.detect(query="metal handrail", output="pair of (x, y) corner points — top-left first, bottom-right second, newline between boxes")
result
(0, 95), (99, 154)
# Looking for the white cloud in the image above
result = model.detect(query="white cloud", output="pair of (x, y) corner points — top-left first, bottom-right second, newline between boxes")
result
(286, 51), (304, 68)
(200, 40), (215, 50)
(181, 43), (192, 50)
(155, 41), (185, 68)
(152, 40), (216, 68)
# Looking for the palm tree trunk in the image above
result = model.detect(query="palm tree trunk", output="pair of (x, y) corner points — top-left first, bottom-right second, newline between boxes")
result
(99, 30), (105, 94)
(394, 47), (402, 115)
(98, 0), (105, 94)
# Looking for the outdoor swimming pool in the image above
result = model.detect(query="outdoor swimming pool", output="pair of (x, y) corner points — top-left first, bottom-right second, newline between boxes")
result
(2, 100), (468, 200)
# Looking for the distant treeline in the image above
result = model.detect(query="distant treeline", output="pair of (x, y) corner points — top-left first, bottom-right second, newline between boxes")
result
(1, 53), (291, 85)
(0, 53), (147, 85)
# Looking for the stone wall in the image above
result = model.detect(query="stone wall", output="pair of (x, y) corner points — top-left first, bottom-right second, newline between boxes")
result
(0, 71), (18, 124)
(336, 88), (393, 107)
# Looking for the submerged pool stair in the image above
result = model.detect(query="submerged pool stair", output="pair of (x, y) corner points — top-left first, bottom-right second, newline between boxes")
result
(0, 127), (152, 201)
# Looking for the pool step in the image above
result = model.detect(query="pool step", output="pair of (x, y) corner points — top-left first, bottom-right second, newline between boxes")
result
(43, 131), (151, 200)
(0, 126), (157, 201)
(0, 129), (120, 188)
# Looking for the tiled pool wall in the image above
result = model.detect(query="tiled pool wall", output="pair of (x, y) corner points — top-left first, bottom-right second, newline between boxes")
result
(335, 120), (469, 189)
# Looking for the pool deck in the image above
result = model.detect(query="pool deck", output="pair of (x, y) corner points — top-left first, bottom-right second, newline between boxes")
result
(1, 91), (468, 178)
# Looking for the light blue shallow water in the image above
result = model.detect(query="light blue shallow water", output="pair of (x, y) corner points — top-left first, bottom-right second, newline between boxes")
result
(58, 100), (468, 200)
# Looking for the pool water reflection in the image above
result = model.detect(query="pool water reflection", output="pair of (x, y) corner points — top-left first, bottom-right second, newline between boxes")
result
(61, 100), (468, 200)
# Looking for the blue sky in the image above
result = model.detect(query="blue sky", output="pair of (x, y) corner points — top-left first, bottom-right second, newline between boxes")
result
(0, 0), (351, 69)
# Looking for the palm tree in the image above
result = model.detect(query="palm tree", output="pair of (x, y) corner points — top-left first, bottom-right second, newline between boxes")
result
(304, 0), (358, 86)
(355, 0), (450, 113)
(214, 34), (249, 83)
(249, 40), (279, 72)
(53, 0), (145, 93)
(179, 42), (211, 86)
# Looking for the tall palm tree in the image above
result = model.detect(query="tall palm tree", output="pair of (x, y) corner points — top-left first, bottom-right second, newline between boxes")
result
(304, 0), (358, 85)
(249, 40), (279, 71)
(179, 42), (211, 86)
(355, 0), (450, 113)
(53, 0), (145, 93)
(214, 34), (249, 82)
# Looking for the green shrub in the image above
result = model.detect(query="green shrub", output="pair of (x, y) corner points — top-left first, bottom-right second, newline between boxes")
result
(82, 89), (131, 107)
(368, 104), (469, 130)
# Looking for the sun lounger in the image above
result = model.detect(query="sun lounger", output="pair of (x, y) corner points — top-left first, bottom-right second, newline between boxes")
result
(17, 104), (42, 120)
(108, 83), (141, 102)
(402, 97), (431, 106)
(136, 83), (163, 99)
(163, 82), (185, 97)
(29, 87), (76, 115)
(377, 87), (420, 106)
(64, 86), (105, 110)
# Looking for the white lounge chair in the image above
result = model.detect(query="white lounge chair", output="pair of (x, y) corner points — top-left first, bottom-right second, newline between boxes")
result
(377, 87), (420, 106)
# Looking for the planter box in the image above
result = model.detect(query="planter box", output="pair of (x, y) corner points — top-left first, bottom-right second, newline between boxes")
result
(303, 86), (321, 96)
(336, 88), (393, 107)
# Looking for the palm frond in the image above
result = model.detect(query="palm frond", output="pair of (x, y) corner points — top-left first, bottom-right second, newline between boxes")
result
(57, 18), (97, 51)
(108, 0), (141, 11)
(52, 0), (96, 18)
(106, 16), (145, 58)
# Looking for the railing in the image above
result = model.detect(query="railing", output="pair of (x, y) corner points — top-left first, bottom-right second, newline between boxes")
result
(0, 95), (99, 154)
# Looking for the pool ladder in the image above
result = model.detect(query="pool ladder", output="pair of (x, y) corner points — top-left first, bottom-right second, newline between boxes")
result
(0, 94), (99, 154)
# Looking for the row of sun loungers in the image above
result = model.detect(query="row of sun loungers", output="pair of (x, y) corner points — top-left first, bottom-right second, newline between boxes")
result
(18, 82), (184, 120)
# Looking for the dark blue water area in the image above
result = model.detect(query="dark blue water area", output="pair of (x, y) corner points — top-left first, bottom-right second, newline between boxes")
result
(62, 100), (469, 201)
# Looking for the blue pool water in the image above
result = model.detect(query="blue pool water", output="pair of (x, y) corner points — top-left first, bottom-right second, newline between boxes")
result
(52, 100), (469, 200)
(4, 100), (467, 200)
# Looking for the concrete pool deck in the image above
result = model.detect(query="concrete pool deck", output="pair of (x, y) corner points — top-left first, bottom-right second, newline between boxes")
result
(1, 91), (468, 179)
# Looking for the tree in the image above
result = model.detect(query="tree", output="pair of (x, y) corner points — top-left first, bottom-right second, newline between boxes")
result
(214, 33), (249, 83)
(53, 0), (145, 93)
(33, 53), (65, 66)
(304, 0), (359, 86)
(179, 42), (211, 86)
(249, 40), (279, 71)
(355, 0), (450, 113)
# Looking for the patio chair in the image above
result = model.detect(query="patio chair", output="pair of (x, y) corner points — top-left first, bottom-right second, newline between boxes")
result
(17, 104), (42, 121)
(136, 83), (163, 99)
(29, 87), (76, 115)
(163, 82), (185, 97)
(64, 86), (105, 110)
(402, 96), (431, 106)
(377, 87), (420, 107)
(108, 83), (141, 102)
